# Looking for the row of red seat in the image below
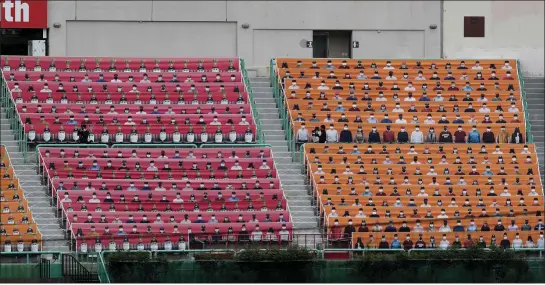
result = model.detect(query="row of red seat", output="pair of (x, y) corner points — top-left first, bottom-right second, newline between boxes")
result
(1, 56), (240, 71)
(16, 95), (249, 105)
(27, 124), (256, 144)
(6, 71), (241, 82)
(40, 147), (271, 157)
(10, 81), (243, 92)
(59, 189), (285, 200)
(48, 169), (275, 179)
(67, 211), (290, 227)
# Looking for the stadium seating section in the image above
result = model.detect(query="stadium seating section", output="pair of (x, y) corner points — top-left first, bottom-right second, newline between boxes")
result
(0, 145), (42, 252)
(39, 147), (292, 252)
(1, 56), (543, 253)
(275, 59), (544, 249)
(3, 57), (256, 145)
(0, 56), (294, 253)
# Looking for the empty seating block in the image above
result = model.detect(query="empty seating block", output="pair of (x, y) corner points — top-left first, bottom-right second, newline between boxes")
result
(39, 147), (293, 252)
(283, 59), (544, 250)
(0, 146), (42, 252)
(2, 56), (257, 145)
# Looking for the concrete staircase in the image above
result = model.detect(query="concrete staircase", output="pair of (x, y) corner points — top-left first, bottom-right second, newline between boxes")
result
(249, 77), (322, 247)
(1, 107), (69, 252)
(523, 77), (545, 183)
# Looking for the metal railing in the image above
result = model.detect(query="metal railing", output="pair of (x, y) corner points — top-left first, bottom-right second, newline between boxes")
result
(516, 59), (534, 143)
(269, 58), (297, 161)
(62, 253), (96, 282)
(240, 58), (265, 144)
(0, 74), (28, 161)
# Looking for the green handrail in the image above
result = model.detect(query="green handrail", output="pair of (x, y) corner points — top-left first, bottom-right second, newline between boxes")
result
(516, 59), (534, 143)
(111, 143), (198, 149)
(269, 58), (297, 161)
(97, 251), (111, 283)
(240, 59), (265, 144)
(200, 143), (272, 148)
(1, 74), (26, 160)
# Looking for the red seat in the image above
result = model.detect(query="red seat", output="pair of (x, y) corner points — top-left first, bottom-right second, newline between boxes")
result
(39, 147), (271, 157)
(47, 170), (277, 180)
(21, 113), (254, 125)
(10, 81), (243, 92)
(1, 56), (240, 71)
(66, 211), (290, 229)
(7, 71), (242, 82)
(61, 200), (287, 212)
(58, 189), (285, 201)
(13, 91), (248, 102)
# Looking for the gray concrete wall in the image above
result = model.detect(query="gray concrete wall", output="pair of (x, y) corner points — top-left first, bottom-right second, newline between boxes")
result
(47, 1), (442, 73)
(443, 1), (544, 76)
(65, 21), (237, 57)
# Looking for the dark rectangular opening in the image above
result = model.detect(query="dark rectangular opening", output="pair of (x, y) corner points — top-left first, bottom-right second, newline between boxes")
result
(313, 30), (352, 58)
(464, 16), (485, 37)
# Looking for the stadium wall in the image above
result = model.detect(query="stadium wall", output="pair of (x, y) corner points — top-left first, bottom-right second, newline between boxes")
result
(47, 1), (441, 74)
(443, 1), (544, 76)
(46, 1), (543, 76)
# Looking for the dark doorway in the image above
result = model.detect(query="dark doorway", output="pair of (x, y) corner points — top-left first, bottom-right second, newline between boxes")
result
(0, 28), (48, 56)
(312, 32), (328, 58)
(0, 42), (28, 55)
(312, 30), (352, 58)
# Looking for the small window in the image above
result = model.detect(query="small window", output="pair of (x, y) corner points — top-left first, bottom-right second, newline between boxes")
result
(464, 16), (485, 37)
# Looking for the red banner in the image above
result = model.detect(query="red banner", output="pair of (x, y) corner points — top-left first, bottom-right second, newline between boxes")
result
(0, 0), (47, 29)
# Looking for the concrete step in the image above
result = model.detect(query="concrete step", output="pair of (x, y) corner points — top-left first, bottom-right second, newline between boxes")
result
(262, 124), (284, 131)
(260, 113), (281, 120)
(251, 81), (272, 87)
(261, 129), (287, 136)
(526, 97), (545, 104)
(253, 92), (274, 99)
(252, 86), (275, 92)
(253, 97), (276, 104)
(266, 134), (289, 141)
(249, 77), (271, 83)
(271, 146), (290, 153)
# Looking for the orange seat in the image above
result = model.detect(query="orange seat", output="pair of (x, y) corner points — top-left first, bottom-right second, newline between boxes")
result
(0, 223), (39, 234)
(0, 211), (34, 222)
(288, 100), (523, 109)
(276, 58), (517, 69)
(304, 143), (535, 153)
(288, 90), (518, 97)
(284, 78), (517, 89)
(320, 196), (543, 205)
(0, 188), (25, 200)
(0, 200), (30, 212)
(316, 184), (538, 196)
(307, 153), (538, 164)
(291, 110), (518, 121)
(293, 122), (526, 140)
(328, 216), (543, 230)
(351, 231), (542, 248)
(278, 68), (517, 79)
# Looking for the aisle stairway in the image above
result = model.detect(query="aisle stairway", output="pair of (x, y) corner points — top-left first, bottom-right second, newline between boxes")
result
(0, 107), (69, 252)
(523, 77), (544, 182)
(249, 77), (322, 247)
